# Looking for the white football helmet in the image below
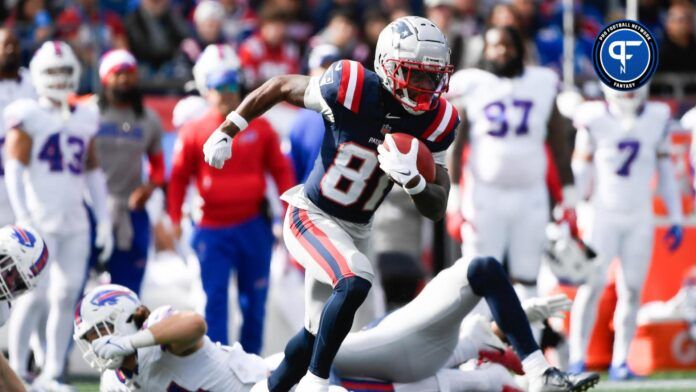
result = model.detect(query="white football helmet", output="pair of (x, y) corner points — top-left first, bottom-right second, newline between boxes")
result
(374, 16), (453, 114)
(0, 225), (47, 301)
(73, 284), (141, 371)
(544, 223), (597, 286)
(193, 44), (240, 95)
(601, 84), (649, 118)
(30, 41), (81, 102)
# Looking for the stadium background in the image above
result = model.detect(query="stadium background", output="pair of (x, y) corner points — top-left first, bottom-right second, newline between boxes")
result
(2, 0), (696, 390)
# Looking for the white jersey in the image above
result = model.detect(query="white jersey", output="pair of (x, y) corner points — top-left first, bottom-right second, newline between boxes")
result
(3, 98), (98, 233)
(117, 306), (268, 392)
(0, 69), (36, 226)
(448, 67), (558, 187)
(573, 101), (671, 213)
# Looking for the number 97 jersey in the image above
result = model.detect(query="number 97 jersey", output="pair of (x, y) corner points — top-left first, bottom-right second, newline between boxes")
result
(3, 99), (98, 233)
(299, 60), (459, 224)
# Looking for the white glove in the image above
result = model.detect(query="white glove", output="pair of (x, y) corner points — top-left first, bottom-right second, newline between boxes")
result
(203, 129), (233, 169)
(377, 134), (421, 188)
(95, 222), (114, 263)
(92, 335), (135, 362)
(522, 294), (573, 324)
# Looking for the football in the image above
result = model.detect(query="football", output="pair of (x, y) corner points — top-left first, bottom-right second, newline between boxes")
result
(384, 133), (437, 183)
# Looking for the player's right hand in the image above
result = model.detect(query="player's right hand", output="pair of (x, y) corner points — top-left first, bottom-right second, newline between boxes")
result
(92, 335), (136, 362)
(203, 129), (232, 169)
(96, 222), (114, 263)
(522, 294), (572, 324)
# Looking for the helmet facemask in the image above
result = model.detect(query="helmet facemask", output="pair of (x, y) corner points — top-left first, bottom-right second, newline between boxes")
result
(38, 65), (78, 102)
(382, 58), (453, 113)
(74, 320), (124, 371)
(0, 253), (33, 301)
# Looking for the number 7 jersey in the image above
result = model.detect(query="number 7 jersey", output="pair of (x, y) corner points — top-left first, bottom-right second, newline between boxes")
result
(299, 60), (459, 224)
(3, 98), (99, 233)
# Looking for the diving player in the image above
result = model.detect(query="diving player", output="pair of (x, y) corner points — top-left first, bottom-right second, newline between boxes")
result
(569, 85), (684, 380)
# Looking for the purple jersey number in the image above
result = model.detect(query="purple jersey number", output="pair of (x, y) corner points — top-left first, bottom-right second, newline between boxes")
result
(616, 140), (640, 177)
(38, 132), (86, 174)
(484, 100), (534, 137)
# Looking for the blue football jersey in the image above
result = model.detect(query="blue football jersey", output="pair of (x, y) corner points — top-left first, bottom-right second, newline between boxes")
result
(304, 60), (459, 223)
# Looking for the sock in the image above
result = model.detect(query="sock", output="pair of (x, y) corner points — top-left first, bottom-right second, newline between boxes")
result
(268, 329), (315, 392)
(522, 350), (551, 379)
(467, 257), (540, 358)
(308, 276), (371, 378)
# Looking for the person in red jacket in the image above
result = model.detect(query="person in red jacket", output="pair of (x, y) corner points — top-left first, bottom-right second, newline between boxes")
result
(167, 65), (295, 354)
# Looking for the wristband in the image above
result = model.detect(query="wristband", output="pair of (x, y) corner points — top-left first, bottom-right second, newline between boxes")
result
(129, 329), (156, 349)
(225, 111), (248, 132)
(403, 175), (426, 195)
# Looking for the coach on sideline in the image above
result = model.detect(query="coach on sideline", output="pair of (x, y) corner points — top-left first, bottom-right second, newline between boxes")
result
(94, 49), (165, 294)
(168, 45), (295, 354)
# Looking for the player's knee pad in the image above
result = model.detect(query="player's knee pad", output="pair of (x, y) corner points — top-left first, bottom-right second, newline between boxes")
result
(335, 276), (372, 308)
(467, 256), (506, 296)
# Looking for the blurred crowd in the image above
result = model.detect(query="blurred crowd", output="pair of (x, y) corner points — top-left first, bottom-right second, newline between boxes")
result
(1, 0), (696, 95)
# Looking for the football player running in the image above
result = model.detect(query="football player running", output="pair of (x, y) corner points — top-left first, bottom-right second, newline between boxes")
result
(3, 41), (113, 391)
(204, 16), (459, 392)
(569, 85), (684, 380)
(446, 25), (577, 306)
(0, 225), (48, 392)
(202, 15), (592, 392)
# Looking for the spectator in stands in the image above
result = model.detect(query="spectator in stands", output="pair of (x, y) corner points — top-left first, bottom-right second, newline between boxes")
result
(168, 45), (295, 353)
(5, 0), (54, 66)
(309, 9), (369, 65)
(362, 9), (389, 71)
(219, 0), (258, 44)
(181, 1), (226, 65)
(239, 6), (300, 90)
(269, 0), (314, 45)
(289, 44), (340, 182)
(56, 0), (128, 93)
(659, 1), (696, 74)
(124, 0), (190, 77)
(314, 0), (364, 31)
(425, 0), (466, 69)
(94, 50), (165, 294)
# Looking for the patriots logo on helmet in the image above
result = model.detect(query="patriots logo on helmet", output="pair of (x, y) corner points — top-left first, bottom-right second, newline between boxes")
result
(90, 290), (137, 307)
(11, 226), (36, 248)
(393, 21), (413, 39)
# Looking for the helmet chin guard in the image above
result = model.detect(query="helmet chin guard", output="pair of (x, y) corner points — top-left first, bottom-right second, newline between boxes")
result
(375, 16), (453, 113)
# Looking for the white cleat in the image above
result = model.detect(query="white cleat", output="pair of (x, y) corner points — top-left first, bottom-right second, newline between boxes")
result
(30, 377), (77, 392)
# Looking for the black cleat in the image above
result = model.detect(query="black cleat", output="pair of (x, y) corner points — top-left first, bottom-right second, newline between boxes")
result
(531, 367), (600, 391)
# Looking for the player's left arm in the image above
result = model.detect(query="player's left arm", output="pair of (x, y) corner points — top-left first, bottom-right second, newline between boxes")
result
(546, 104), (577, 205)
(131, 111), (166, 211)
(657, 131), (684, 252)
(410, 164), (450, 221)
(85, 140), (114, 262)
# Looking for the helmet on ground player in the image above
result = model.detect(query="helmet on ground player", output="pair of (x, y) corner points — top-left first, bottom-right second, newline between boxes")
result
(73, 284), (142, 371)
(30, 41), (81, 102)
(544, 222), (597, 286)
(375, 16), (453, 114)
(0, 225), (47, 301)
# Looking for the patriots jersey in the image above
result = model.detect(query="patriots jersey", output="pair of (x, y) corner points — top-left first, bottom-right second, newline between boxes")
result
(3, 98), (98, 233)
(573, 101), (671, 212)
(301, 60), (458, 224)
(447, 66), (558, 187)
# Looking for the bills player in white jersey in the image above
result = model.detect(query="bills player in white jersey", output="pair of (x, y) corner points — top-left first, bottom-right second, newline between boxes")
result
(446, 26), (576, 306)
(0, 28), (36, 226)
(569, 85), (684, 379)
(3, 41), (113, 391)
(0, 225), (48, 392)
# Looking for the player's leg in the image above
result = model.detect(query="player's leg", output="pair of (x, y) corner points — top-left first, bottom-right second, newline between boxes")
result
(8, 232), (53, 379)
(610, 216), (653, 378)
(235, 215), (274, 354)
(192, 225), (235, 345)
(460, 182), (508, 264)
(568, 212), (620, 368)
(42, 229), (89, 381)
(276, 206), (372, 390)
(107, 209), (150, 294)
(392, 365), (521, 392)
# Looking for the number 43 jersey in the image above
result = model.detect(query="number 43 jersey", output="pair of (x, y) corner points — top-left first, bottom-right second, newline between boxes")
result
(3, 98), (98, 233)
(447, 66), (558, 188)
(573, 100), (671, 213)
(299, 60), (459, 224)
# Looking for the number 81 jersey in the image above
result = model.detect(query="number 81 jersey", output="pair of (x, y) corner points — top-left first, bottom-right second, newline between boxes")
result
(3, 98), (98, 233)
(299, 60), (459, 224)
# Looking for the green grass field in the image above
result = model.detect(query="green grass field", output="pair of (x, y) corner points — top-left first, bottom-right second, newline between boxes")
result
(70, 371), (696, 392)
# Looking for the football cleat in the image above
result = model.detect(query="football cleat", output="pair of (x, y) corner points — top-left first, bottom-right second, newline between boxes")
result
(529, 367), (599, 392)
(608, 363), (642, 381)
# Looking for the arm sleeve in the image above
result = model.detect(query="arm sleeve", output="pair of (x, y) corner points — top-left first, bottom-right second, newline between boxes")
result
(4, 159), (30, 222)
(145, 110), (165, 186)
(303, 76), (335, 123)
(545, 104), (574, 186)
(166, 129), (195, 225)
